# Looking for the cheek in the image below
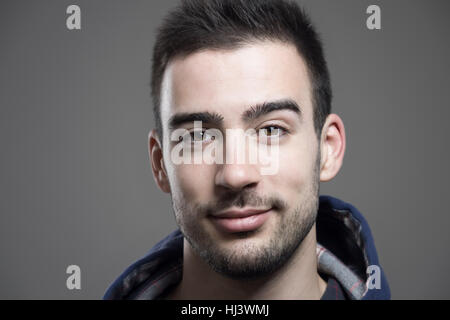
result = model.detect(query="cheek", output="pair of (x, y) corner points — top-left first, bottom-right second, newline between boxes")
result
(273, 138), (317, 193)
(170, 164), (216, 203)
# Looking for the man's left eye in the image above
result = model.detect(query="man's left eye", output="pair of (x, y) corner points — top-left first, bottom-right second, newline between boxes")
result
(259, 126), (285, 137)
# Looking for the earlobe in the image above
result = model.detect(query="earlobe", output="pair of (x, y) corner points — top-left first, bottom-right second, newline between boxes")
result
(319, 114), (346, 182)
(148, 130), (171, 193)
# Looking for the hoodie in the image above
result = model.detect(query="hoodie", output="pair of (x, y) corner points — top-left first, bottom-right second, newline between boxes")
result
(103, 195), (391, 300)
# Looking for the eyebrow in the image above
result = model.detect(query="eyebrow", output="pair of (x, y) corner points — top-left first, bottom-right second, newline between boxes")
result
(168, 112), (224, 130)
(168, 98), (302, 130)
(241, 99), (302, 122)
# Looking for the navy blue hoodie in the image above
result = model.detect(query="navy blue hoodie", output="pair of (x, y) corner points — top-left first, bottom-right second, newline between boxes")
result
(104, 195), (390, 300)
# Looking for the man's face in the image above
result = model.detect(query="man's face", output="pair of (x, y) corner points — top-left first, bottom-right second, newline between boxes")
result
(159, 41), (321, 278)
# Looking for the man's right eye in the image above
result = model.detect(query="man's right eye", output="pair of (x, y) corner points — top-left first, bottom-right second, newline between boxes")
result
(191, 130), (206, 141)
(182, 130), (215, 143)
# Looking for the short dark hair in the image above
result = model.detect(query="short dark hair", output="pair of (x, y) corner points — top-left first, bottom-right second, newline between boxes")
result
(151, 0), (332, 142)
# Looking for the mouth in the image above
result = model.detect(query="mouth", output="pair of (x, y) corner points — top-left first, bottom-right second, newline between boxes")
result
(208, 208), (272, 233)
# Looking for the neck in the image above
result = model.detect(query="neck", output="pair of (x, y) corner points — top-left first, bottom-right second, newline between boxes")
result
(166, 224), (327, 300)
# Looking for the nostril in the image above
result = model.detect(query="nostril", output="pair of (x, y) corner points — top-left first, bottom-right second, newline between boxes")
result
(243, 182), (258, 190)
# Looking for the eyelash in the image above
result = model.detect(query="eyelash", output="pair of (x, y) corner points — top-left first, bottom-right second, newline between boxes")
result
(258, 124), (289, 138)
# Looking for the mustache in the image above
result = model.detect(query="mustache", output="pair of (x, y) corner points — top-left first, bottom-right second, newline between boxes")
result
(199, 190), (288, 216)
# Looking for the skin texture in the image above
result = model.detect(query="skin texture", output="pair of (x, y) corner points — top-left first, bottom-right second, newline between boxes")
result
(149, 40), (346, 299)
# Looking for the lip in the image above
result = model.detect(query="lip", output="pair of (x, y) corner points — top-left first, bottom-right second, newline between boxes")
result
(209, 208), (272, 233)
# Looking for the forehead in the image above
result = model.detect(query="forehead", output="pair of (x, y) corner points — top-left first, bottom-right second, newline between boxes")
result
(160, 41), (313, 126)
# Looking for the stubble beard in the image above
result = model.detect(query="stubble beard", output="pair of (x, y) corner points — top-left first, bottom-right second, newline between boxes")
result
(172, 151), (321, 280)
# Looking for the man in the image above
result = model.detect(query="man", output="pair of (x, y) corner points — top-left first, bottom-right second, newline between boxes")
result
(104, 0), (390, 300)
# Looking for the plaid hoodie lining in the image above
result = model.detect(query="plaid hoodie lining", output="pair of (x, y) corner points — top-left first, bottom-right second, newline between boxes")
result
(131, 242), (367, 300)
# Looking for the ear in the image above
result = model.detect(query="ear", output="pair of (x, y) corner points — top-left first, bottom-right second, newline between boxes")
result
(148, 129), (171, 193)
(319, 114), (346, 182)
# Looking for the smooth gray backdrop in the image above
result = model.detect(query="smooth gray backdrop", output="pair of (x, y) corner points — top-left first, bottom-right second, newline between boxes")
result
(1, 0), (449, 299)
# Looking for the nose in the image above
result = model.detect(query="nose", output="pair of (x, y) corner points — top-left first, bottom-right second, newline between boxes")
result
(215, 162), (261, 191)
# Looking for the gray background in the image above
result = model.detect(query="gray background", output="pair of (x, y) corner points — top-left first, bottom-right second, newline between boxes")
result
(0, 0), (449, 299)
